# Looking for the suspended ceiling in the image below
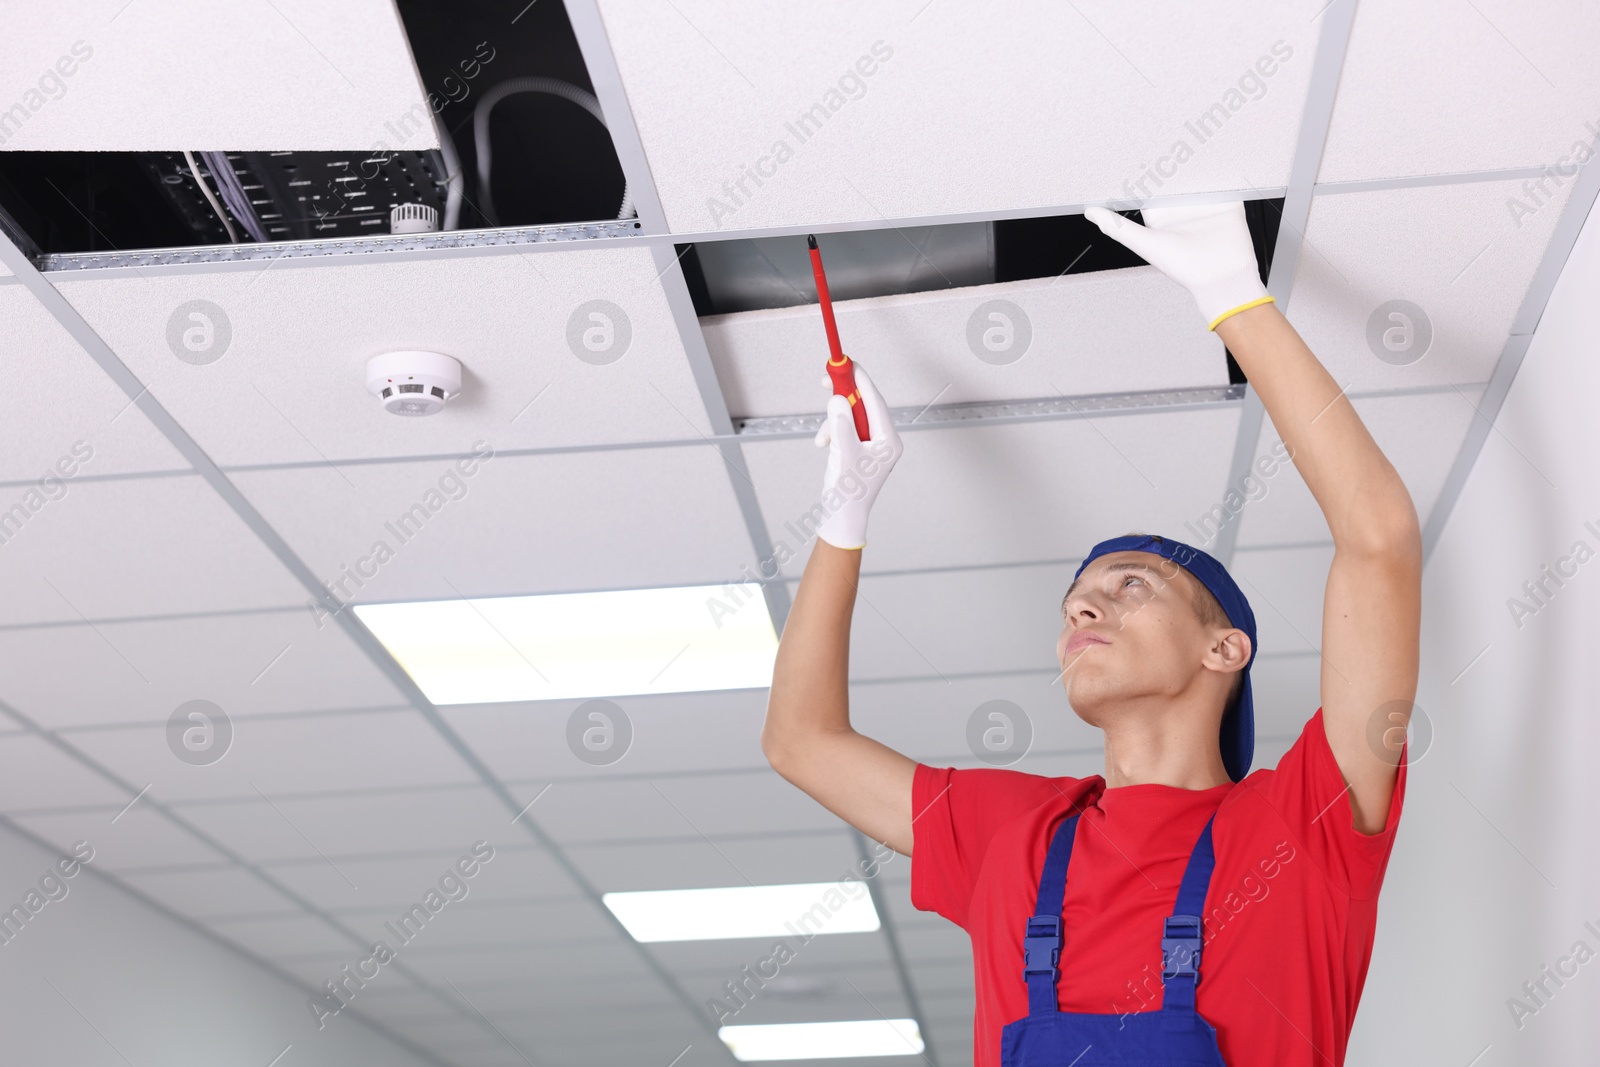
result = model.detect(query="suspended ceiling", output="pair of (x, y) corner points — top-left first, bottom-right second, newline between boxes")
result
(1, 1), (1597, 1065)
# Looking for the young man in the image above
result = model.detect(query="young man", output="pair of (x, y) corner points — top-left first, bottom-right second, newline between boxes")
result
(761, 202), (1421, 1067)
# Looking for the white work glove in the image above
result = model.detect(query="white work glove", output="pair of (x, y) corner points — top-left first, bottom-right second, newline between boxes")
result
(812, 362), (903, 551)
(1083, 201), (1274, 331)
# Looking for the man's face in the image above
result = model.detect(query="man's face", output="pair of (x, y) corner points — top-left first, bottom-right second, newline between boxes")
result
(1055, 550), (1214, 724)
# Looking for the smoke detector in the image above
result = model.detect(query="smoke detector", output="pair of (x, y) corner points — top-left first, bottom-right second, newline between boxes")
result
(390, 203), (440, 234)
(366, 351), (461, 417)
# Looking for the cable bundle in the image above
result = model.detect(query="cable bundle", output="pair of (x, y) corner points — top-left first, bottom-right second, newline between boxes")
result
(182, 150), (267, 243)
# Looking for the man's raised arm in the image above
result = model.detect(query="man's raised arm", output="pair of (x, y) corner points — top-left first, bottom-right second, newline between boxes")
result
(760, 367), (920, 856)
(1088, 202), (1422, 833)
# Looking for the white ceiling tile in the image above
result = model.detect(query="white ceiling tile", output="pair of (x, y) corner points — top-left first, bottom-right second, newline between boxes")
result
(399, 971), (677, 1016)
(1286, 179), (1576, 391)
(0, 610), (404, 728)
(1234, 389), (1484, 549)
(268, 951), (373, 988)
(532, 772), (843, 846)
(230, 447), (761, 604)
(333, 983), (458, 1022)
(53, 247), (713, 465)
(703, 267), (1227, 420)
(928, 1039), (977, 1066)
(915, 961), (980, 994)
(169, 784), (511, 864)
(117, 863), (304, 919)
(1320, 0), (1600, 182)
(0, 734), (130, 812)
(270, 844), (578, 914)
(376, 1020), (510, 1053)
(55, 710), (479, 803)
(564, 830), (862, 892)
(440, 688), (769, 783)
(920, 991), (977, 1015)
(748, 407), (1241, 579)
(663, 983), (914, 1029)
(1245, 653), (1322, 743)
(425, 845), (582, 904)
(646, 925), (889, 975)
(338, 895), (615, 954)
(670, 960), (907, 1002)
(1, 1), (433, 150)
(0, 286), (185, 479)
(402, 1045), (528, 1067)
(0, 476), (306, 626)
(1252, 729), (1303, 773)
(7, 804), (228, 870)
(496, 1016), (707, 1063)
(846, 671), (1103, 770)
(896, 923), (971, 964)
(786, 563), (1068, 682)
(1227, 544), (1336, 658)
(597, 0), (1319, 230)
(399, 938), (642, 984)
(878, 878), (934, 930)
(207, 912), (356, 959)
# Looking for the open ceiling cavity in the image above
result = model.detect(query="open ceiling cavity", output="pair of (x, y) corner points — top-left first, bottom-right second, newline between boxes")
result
(684, 198), (1283, 388)
(0, 0), (632, 257)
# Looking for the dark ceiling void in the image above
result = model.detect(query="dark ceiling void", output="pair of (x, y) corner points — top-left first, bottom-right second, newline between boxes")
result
(0, 0), (631, 256)
(392, 0), (628, 228)
(680, 198), (1282, 385)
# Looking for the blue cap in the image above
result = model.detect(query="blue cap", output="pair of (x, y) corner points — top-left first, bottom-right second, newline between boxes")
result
(1070, 533), (1257, 782)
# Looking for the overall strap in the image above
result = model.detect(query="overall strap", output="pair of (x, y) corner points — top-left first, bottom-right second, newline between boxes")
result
(1022, 812), (1080, 1014)
(1160, 812), (1218, 1025)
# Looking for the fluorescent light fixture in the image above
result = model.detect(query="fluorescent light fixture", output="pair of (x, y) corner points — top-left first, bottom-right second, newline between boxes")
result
(602, 883), (881, 943)
(354, 584), (776, 704)
(719, 1020), (924, 1061)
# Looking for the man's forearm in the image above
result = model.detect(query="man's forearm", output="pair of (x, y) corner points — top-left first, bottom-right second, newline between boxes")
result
(761, 541), (862, 758)
(1216, 303), (1420, 550)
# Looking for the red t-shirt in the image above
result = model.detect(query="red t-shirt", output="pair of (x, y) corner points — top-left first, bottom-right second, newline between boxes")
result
(911, 707), (1407, 1067)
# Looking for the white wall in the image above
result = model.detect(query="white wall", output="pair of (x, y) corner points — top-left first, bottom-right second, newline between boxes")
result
(1348, 197), (1600, 1061)
(0, 819), (437, 1067)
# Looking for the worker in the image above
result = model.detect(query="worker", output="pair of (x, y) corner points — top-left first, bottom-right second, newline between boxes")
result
(761, 201), (1419, 1067)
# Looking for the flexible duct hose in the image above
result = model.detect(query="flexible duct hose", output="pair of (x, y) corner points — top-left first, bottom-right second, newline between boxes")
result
(472, 76), (634, 225)
(430, 107), (465, 230)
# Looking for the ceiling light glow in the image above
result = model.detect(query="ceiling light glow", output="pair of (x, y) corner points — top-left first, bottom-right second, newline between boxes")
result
(602, 882), (881, 943)
(719, 1020), (924, 1061)
(355, 584), (776, 704)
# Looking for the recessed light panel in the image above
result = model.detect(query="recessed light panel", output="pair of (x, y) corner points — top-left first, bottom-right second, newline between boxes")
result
(719, 1020), (924, 1061)
(602, 882), (881, 943)
(355, 584), (776, 704)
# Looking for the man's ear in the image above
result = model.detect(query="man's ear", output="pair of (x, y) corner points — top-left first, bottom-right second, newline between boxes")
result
(1208, 628), (1252, 675)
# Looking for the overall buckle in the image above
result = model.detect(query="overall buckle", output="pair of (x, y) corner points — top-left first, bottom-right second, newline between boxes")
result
(1022, 915), (1061, 978)
(1161, 915), (1203, 979)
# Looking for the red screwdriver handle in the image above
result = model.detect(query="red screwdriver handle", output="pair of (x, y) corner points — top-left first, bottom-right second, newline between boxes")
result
(807, 234), (871, 443)
(826, 355), (871, 443)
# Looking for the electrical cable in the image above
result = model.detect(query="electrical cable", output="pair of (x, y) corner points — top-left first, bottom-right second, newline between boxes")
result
(200, 150), (268, 242)
(430, 107), (464, 230)
(471, 77), (634, 225)
(182, 149), (239, 243)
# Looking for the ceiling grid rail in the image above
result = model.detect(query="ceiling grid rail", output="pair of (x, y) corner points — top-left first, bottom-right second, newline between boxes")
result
(1420, 155), (1600, 562)
(568, 0), (932, 1056)
(25, 167), (1565, 280)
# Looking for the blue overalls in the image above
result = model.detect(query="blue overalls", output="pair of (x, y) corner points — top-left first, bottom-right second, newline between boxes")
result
(1000, 810), (1228, 1066)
